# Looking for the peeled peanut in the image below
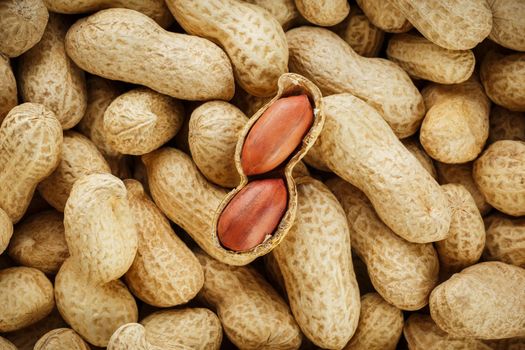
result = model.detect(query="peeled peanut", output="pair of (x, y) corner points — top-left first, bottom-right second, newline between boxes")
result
(34, 328), (90, 350)
(401, 138), (437, 179)
(420, 78), (490, 164)
(167, 0), (287, 97)
(481, 51), (525, 111)
(8, 210), (68, 274)
(287, 26), (424, 138)
(0, 266), (54, 332)
(272, 177), (360, 349)
(436, 184), (485, 273)
(66, 9), (234, 101)
(488, 106), (525, 143)
(387, 33), (475, 84)
(436, 161), (492, 215)
(189, 101), (248, 188)
(243, 0), (300, 29)
(0, 0), (49, 57)
(473, 140), (525, 216)
(356, 0), (411, 33)
(430, 261), (525, 339)
(18, 14), (87, 129)
(404, 314), (491, 350)
(0, 103), (62, 223)
(124, 179), (204, 307)
(43, 0), (173, 28)
(294, 0), (349, 26)
(344, 293), (403, 350)
(0, 55), (17, 122)
(327, 178), (439, 310)
(38, 131), (111, 212)
(0, 337), (16, 350)
(388, 0), (492, 50)
(241, 94), (314, 175)
(341, 8), (384, 57)
(196, 251), (302, 350)
(487, 0), (525, 52)
(483, 213), (525, 268)
(0, 208), (13, 255)
(318, 94), (450, 243)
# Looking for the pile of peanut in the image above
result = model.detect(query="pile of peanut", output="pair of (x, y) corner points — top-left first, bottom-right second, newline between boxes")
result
(0, 0), (524, 349)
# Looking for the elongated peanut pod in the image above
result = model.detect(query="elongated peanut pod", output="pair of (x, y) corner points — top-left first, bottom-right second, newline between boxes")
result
(0, 55), (17, 123)
(241, 95), (314, 175)
(483, 213), (525, 268)
(34, 328), (90, 350)
(294, 0), (349, 26)
(319, 94), (450, 243)
(356, 0), (412, 33)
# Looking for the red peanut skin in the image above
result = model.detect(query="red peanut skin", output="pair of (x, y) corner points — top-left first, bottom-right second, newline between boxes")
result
(241, 94), (313, 176)
(218, 178), (287, 252)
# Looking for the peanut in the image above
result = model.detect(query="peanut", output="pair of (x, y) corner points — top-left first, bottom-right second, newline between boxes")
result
(195, 250), (302, 350)
(7, 210), (68, 274)
(65, 9), (234, 101)
(123, 179), (204, 307)
(0, 337), (16, 350)
(473, 140), (525, 216)
(34, 328), (90, 350)
(483, 213), (525, 268)
(481, 50), (525, 111)
(166, 0), (288, 97)
(272, 177), (360, 349)
(356, 0), (412, 33)
(327, 178), (439, 310)
(318, 94), (450, 243)
(0, 55), (17, 122)
(38, 131), (111, 212)
(189, 101), (248, 188)
(387, 33), (475, 84)
(241, 94), (314, 175)
(286, 26), (424, 138)
(294, 0), (349, 26)
(243, 0), (301, 30)
(344, 293), (404, 350)
(388, 0), (492, 50)
(0, 103), (62, 223)
(487, 0), (525, 52)
(0, 208), (13, 255)
(340, 7), (384, 58)
(401, 138), (437, 179)
(18, 14), (87, 130)
(430, 261), (525, 339)
(0, 266), (54, 332)
(488, 106), (525, 143)
(419, 77), (490, 164)
(0, 0), (49, 57)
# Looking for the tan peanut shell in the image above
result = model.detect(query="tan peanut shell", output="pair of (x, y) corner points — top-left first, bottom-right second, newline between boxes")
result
(0, 55), (17, 122)
(436, 184), (485, 273)
(38, 131), (111, 212)
(286, 26), (424, 138)
(272, 177), (360, 349)
(18, 13), (87, 130)
(420, 78), (490, 164)
(327, 178), (439, 310)
(43, 0), (173, 28)
(401, 138), (437, 179)
(481, 51), (525, 111)
(388, 0), (492, 50)
(473, 140), (525, 216)
(167, 0), (288, 97)
(0, 337), (16, 350)
(487, 0), (525, 52)
(318, 94), (450, 243)
(341, 7), (384, 57)
(123, 179), (204, 307)
(103, 88), (183, 155)
(0, 208), (13, 255)
(0, 103), (62, 223)
(294, 0), (349, 26)
(489, 106), (525, 143)
(404, 314), (491, 350)
(34, 328), (90, 350)
(483, 213), (525, 268)
(430, 261), (525, 339)
(196, 250), (302, 350)
(189, 101), (248, 188)
(242, 0), (300, 29)
(66, 8), (234, 101)
(356, 0), (412, 33)
(0, 0), (49, 57)
(435, 162), (492, 215)
(344, 293), (403, 350)
(387, 33), (475, 84)
(0, 266), (54, 332)
(8, 210), (68, 274)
